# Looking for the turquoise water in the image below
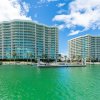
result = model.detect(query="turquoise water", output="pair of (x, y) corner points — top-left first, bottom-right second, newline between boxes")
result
(0, 64), (100, 100)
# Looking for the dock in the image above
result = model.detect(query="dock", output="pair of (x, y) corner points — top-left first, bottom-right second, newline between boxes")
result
(37, 64), (86, 68)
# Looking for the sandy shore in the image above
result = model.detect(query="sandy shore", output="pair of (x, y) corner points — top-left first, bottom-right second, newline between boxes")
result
(2, 61), (37, 65)
(86, 62), (100, 64)
(1, 61), (100, 66)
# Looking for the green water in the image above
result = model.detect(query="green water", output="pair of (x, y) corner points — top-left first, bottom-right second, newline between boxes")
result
(0, 64), (100, 100)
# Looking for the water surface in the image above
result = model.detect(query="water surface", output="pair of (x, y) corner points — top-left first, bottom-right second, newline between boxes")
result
(0, 64), (100, 100)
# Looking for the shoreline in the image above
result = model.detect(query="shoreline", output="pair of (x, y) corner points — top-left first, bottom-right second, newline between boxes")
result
(0, 61), (100, 67)
(1, 61), (37, 65)
(86, 62), (100, 64)
(0, 61), (84, 67)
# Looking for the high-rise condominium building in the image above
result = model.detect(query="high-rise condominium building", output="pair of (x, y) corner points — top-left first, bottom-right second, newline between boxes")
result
(0, 20), (58, 60)
(68, 34), (100, 61)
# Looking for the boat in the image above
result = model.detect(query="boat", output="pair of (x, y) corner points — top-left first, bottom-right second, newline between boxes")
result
(37, 59), (86, 68)
(37, 62), (66, 67)
(37, 62), (86, 68)
(37, 62), (48, 67)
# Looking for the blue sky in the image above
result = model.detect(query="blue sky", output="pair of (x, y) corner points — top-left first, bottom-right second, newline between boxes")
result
(0, 0), (100, 55)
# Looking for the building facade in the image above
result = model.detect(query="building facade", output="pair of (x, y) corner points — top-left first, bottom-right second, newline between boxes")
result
(68, 34), (100, 61)
(0, 20), (58, 60)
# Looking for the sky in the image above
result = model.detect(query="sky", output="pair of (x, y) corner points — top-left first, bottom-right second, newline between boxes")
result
(0, 0), (100, 55)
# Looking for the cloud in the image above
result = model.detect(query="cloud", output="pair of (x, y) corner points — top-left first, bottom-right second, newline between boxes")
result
(57, 9), (66, 14)
(53, 14), (67, 22)
(58, 24), (65, 30)
(57, 3), (66, 7)
(0, 0), (31, 22)
(36, 0), (58, 8)
(47, 0), (57, 2)
(38, 0), (57, 4)
(53, 0), (100, 35)
(69, 30), (80, 36)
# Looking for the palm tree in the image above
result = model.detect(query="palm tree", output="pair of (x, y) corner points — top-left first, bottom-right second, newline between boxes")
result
(67, 58), (70, 63)
(58, 54), (62, 62)
(42, 54), (47, 62)
(26, 52), (29, 63)
(64, 55), (67, 64)
(6, 47), (11, 62)
(29, 52), (33, 63)
(12, 51), (17, 63)
(87, 57), (91, 64)
(72, 55), (75, 62)
(91, 56), (95, 64)
(76, 55), (82, 64)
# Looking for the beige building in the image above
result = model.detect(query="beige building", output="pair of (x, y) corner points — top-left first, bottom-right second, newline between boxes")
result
(68, 34), (100, 62)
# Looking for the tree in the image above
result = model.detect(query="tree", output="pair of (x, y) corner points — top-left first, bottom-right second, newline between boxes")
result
(42, 54), (48, 62)
(77, 55), (82, 62)
(64, 56), (67, 63)
(91, 56), (95, 63)
(26, 52), (29, 62)
(58, 54), (62, 62)
(26, 51), (33, 63)
(75, 55), (82, 64)
(72, 55), (75, 62)
(87, 57), (91, 62)
(12, 51), (17, 62)
(67, 58), (70, 63)
(29, 52), (33, 63)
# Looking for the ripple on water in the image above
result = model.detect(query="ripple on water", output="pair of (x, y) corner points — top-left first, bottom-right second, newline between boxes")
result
(0, 65), (100, 100)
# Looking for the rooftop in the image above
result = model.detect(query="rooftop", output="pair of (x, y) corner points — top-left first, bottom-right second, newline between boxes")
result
(68, 34), (100, 41)
(0, 19), (58, 28)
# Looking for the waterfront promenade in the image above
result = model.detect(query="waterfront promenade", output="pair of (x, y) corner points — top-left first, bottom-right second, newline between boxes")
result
(0, 61), (93, 67)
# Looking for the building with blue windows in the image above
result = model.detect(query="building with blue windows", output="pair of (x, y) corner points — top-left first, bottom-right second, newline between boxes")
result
(68, 34), (100, 62)
(0, 20), (58, 61)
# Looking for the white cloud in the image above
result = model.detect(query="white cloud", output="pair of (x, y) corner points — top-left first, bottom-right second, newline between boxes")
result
(53, 0), (100, 35)
(57, 3), (66, 7)
(0, 0), (31, 22)
(58, 24), (65, 30)
(57, 9), (66, 14)
(47, 0), (57, 2)
(38, 0), (57, 4)
(69, 30), (80, 36)
(36, 0), (58, 8)
(53, 14), (68, 22)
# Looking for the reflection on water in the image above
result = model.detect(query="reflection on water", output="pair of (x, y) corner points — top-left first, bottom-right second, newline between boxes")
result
(0, 64), (100, 100)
